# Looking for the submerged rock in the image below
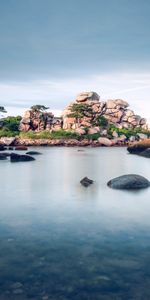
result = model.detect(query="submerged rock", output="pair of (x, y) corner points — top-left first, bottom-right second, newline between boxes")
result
(0, 153), (7, 160)
(10, 153), (35, 162)
(26, 151), (42, 155)
(0, 145), (7, 151)
(80, 177), (94, 187)
(107, 174), (150, 189)
(15, 146), (28, 150)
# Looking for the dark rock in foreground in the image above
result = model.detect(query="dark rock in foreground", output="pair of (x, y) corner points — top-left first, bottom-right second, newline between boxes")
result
(26, 151), (42, 155)
(10, 153), (35, 162)
(127, 145), (147, 154)
(80, 177), (94, 187)
(107, 174), (150, 189)
(15, 146), (28, 151)
(0, 145), (7, 151)
(138, 148), (150, 158)
(0, 153), (7, 160)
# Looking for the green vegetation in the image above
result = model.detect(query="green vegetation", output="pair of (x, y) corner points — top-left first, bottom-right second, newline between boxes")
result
(0, 116), (21, 131)
(67, 103), (93, 125)
(94, 116), (108, 127)
(0, 116), (21, 137)
(108, 125), (150, 138)
(20, 129), (79, 140)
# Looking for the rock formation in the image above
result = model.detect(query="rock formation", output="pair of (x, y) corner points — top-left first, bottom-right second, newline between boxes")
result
(19, 110), (62, 132)
(62, 91), (148, 132)
(19, 91), (148, 136)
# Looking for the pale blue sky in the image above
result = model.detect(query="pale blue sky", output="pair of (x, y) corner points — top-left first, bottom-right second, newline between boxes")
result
(0, 0), (150, 120)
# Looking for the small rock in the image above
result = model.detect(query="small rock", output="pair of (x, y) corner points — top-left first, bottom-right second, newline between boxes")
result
(80, 177), (94, 187)
(15, 146), (28, 150)
(26, 151), (42, 155)
(112, 131), (118, 138)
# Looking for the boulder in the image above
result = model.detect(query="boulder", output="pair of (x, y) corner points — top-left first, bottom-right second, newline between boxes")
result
(0, 137), (16, 146)
(76, 92), (100, 103)
(80, 177), (94, 187)
(88, 127), (100, 135)
(75, 128), (86, 135)
(98, 137), (112, 146)
(10, 153), (35, 162)
(107, 174), (150, 189)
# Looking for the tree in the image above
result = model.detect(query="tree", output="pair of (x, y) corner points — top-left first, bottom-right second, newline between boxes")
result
(0, 106), (7, 113)
(67, 103), (92, 125)
(30, 105), (49, 112)
(0, 116), (21, 131)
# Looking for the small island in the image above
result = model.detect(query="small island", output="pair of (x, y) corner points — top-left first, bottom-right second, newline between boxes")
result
(0, 91), (150, 147)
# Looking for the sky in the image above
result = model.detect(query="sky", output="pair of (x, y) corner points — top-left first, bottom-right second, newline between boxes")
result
(0, 0), (150, 122)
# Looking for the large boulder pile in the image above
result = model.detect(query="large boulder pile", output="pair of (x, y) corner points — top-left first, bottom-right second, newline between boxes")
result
(62, 91), (148, 132)
(19, 110), (62, 132)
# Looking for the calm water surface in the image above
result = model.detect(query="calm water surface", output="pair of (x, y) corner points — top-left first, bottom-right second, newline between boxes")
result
(0, 147), (150, 300)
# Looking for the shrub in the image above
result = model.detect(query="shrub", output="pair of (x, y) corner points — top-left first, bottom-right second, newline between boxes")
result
(94, 116), (108, 127)
(0, 116), (21, 131)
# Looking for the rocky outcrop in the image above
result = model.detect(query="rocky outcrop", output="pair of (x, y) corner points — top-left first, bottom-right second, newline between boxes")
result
(19, 110), (62, 132)
(107, 174), (150, 189)
(62, 91), (148, 131)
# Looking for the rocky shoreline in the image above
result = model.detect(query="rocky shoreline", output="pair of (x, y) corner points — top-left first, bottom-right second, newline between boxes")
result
(0, 137), (130, 147)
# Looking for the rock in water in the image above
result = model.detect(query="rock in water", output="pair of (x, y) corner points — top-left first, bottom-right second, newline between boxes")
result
(80, 177), (94, 187)
(0, 153), (7, 160)
(107, 174), (150, 189)
(0, 145), (7, 151)
(15, 146), (28, 151)
(138, 148), (150, 158)
(26, 151), (42, 155)
(10, 153), (35, 162)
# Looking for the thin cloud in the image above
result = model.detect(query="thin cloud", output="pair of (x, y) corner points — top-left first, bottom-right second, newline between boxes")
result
(0, 72), (150, 124)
